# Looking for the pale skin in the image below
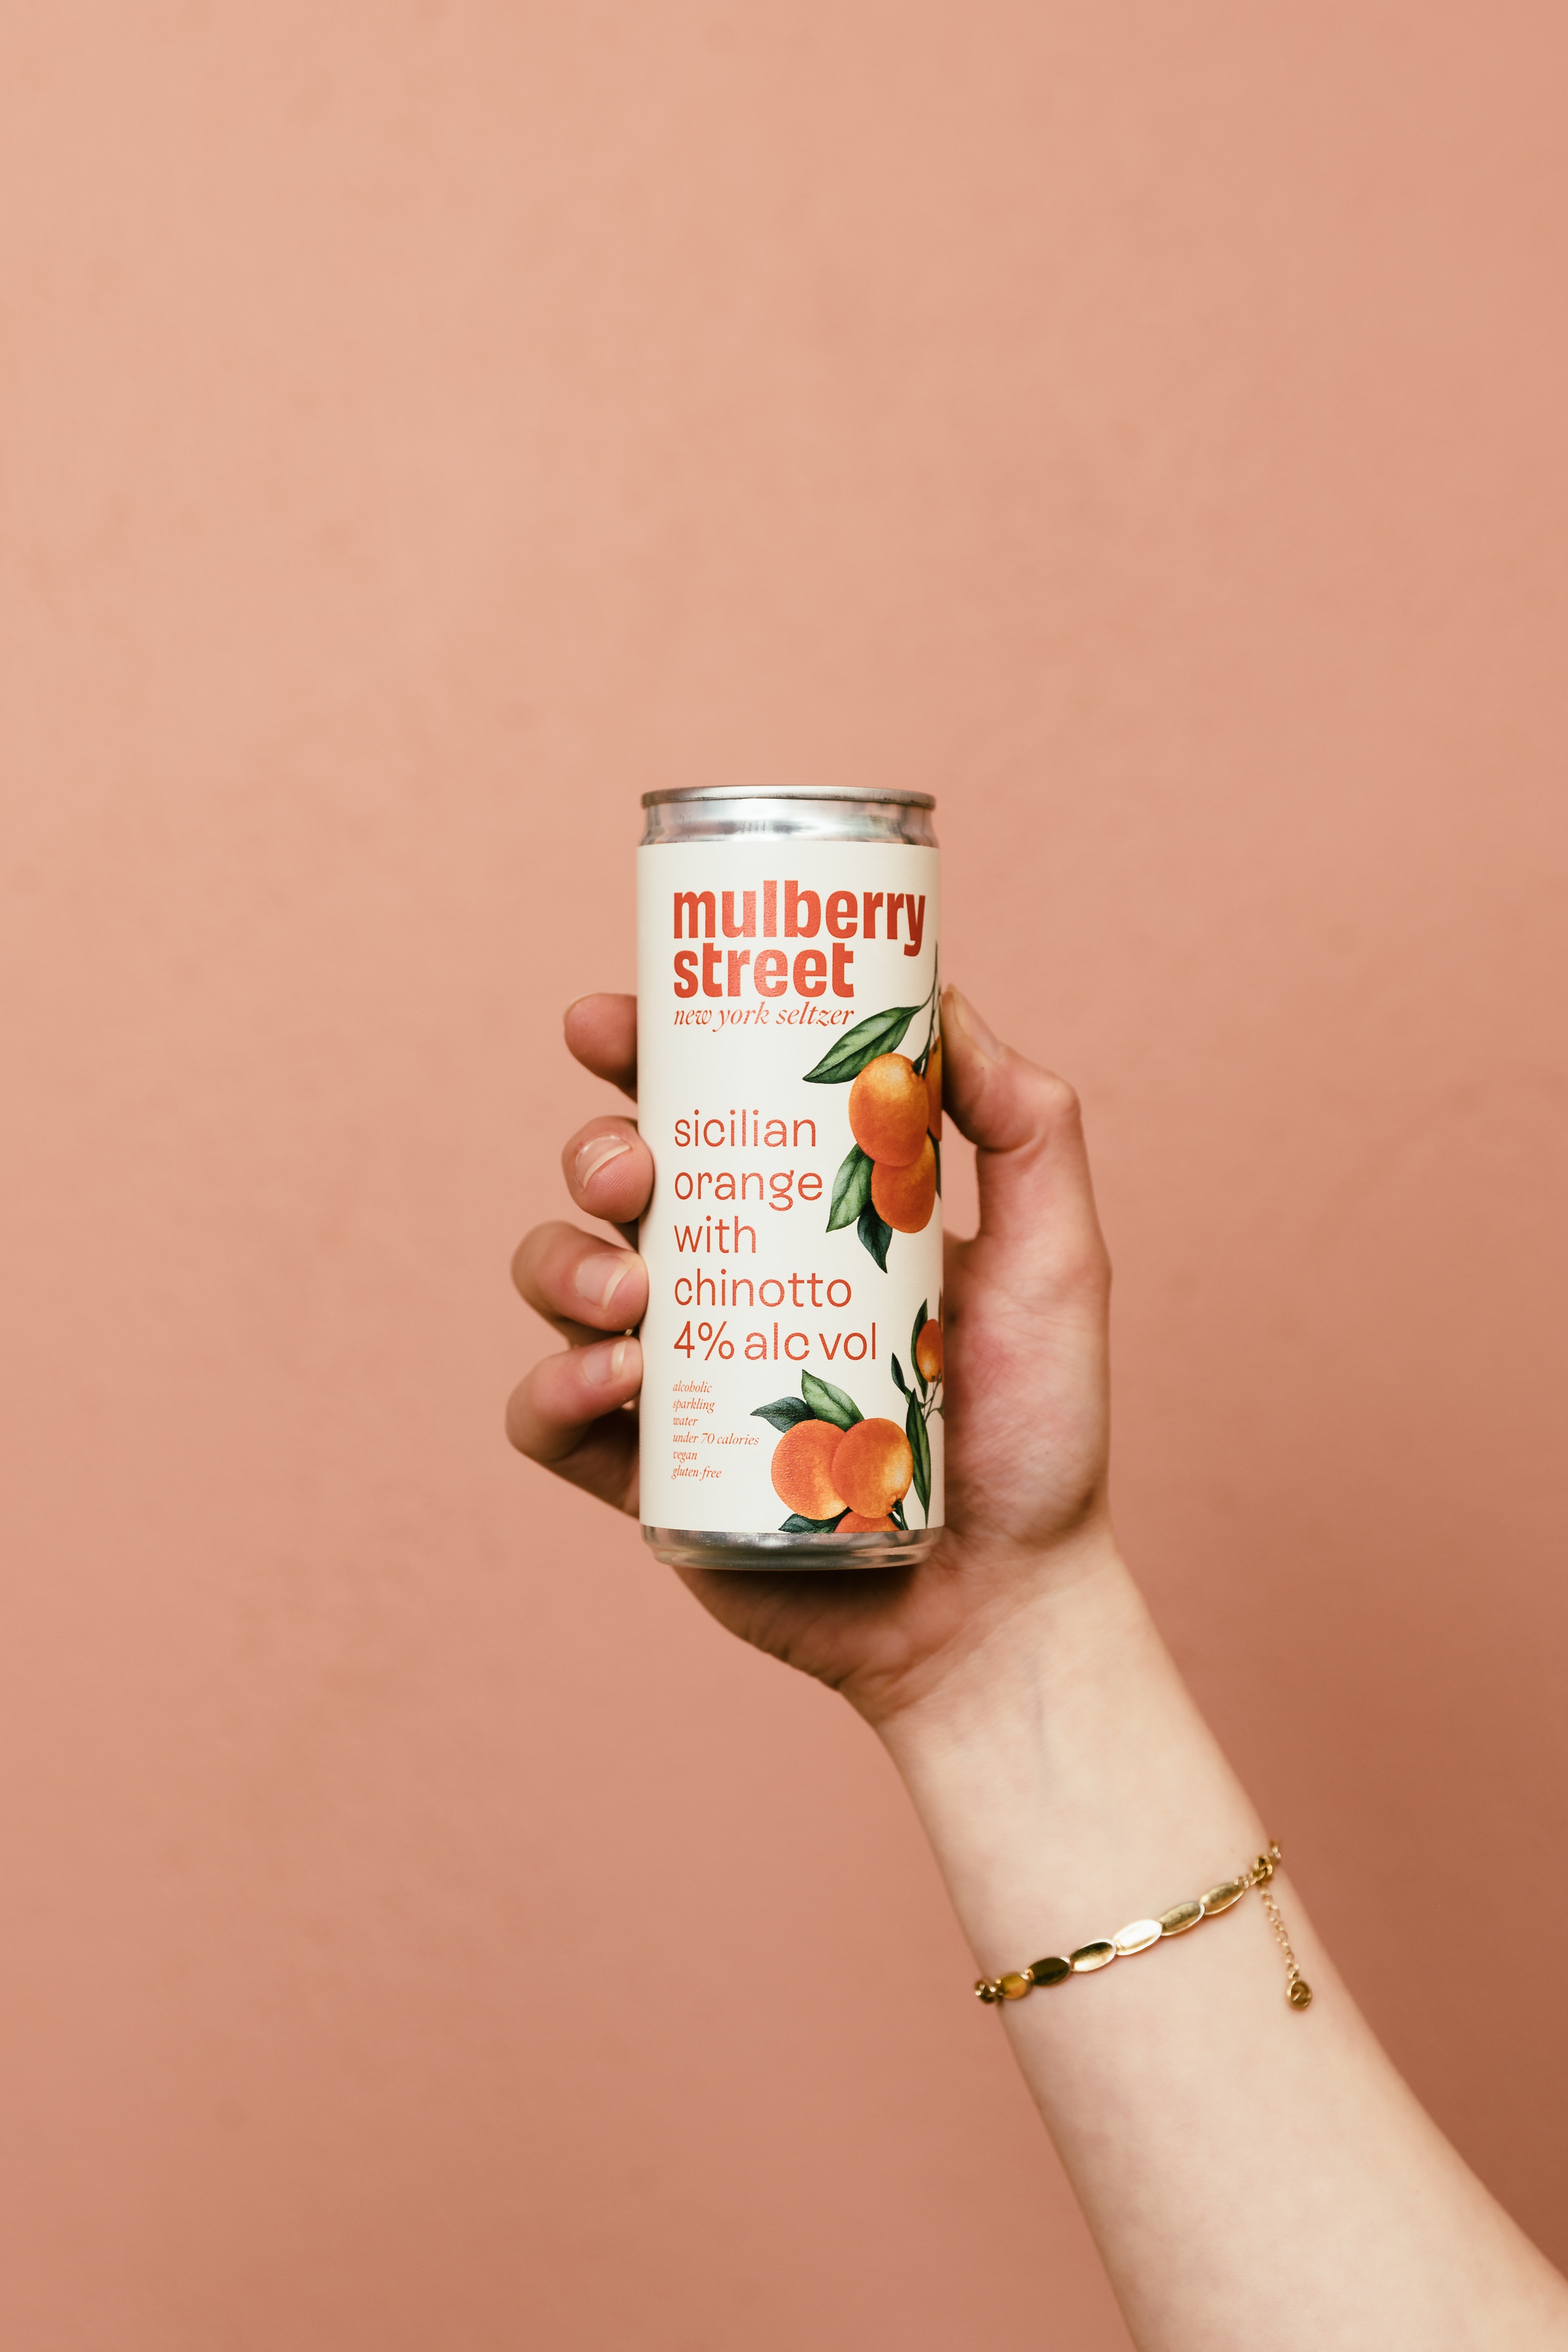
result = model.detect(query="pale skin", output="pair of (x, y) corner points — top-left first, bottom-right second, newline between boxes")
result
(508, 985), (1568, 2351)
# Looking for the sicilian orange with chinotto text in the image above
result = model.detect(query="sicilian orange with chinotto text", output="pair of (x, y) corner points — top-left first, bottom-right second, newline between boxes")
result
(637, 787), (943, 1570)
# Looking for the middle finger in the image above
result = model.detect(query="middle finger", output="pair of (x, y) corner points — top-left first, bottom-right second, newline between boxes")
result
(563, 1114), (654, 1233)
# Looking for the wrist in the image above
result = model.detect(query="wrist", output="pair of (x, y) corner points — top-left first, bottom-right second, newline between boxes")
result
(869, 1521), (1143, 1758)
(875, 1537), (1267, 1975)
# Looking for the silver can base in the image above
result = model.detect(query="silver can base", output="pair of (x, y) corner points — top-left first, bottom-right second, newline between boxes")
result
(643, 1525), (942, 1572)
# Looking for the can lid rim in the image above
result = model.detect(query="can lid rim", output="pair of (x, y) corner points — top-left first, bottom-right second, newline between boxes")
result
(640, 785), (936, 809)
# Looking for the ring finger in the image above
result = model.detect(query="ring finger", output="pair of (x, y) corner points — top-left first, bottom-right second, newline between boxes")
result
(512, 1218), (648, 1344)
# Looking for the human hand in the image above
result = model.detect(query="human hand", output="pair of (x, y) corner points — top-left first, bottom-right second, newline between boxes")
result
(507, 986), (1116, 1728)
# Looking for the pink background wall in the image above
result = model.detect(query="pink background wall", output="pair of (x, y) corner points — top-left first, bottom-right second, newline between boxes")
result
(4, 6), (1566, 2345)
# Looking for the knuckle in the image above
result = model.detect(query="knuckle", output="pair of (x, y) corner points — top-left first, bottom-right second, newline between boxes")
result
(1068, 1232), (1112, 1297)
(1034, 1069), (1081, 1128)
(504, 1376), (539, 1455)
(1047, 1211), (1110, 1292)
(510, 1221), (569, 1294)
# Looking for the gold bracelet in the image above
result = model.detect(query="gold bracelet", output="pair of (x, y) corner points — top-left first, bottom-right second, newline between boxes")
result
(974, 1840), (1312, 2012)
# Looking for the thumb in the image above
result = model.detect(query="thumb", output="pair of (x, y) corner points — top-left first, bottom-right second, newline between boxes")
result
(941, 986), (1111, 1303)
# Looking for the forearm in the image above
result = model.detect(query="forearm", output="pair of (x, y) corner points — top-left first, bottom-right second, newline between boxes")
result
(879, 1535), (1568, 2352)
(514, 994), (1565, 2340)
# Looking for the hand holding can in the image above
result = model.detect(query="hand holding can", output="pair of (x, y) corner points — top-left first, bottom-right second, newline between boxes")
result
(506, 826), (1114, 1705)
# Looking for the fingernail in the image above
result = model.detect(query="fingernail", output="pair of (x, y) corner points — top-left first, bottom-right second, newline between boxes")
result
(574, 1133), (634, 1190)
(581, 1337), (634, 1388)
(947, 986), (1002, 1063)
(575, 1251), (638, 1312)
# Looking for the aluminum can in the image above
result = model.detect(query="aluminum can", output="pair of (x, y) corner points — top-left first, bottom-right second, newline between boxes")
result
(637, 787), (943, 1570)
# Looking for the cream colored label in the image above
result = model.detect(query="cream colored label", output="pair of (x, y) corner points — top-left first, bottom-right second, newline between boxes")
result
(637, 840), (944, 1537)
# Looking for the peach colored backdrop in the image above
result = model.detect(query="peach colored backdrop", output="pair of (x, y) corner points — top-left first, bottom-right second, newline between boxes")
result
(4, 6), (1566, 2346)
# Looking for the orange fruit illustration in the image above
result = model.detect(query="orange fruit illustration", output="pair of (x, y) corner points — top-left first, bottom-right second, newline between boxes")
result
(914, 1319), (943, 1382)
(870, 1135), (937, 1233)
(832, 1418), (914, 1517)
(924, 1034), (943, 1139)
(848, 1053), (929, 1169)
(770, 1417), (847, 1519)
(838, 1511), (895, 1532)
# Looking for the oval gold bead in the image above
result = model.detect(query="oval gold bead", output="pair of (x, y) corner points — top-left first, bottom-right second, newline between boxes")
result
(1288, 1979), (1314, 2009)
(1113, 1918), (1162, 1956)
(1027, 1955), (1072, 1988)
(1200, 1879), (1246, 1917)
(998, 1971), (1033, 2001)
(1159, 1899), (1204, 1936)
(1070, 1940), (1117, 1973)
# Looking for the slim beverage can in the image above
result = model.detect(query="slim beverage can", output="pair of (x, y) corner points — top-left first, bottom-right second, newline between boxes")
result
(637, 786), (944, 1570)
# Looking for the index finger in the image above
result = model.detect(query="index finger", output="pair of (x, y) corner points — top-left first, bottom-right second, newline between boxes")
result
(566, 993), (637, 1100)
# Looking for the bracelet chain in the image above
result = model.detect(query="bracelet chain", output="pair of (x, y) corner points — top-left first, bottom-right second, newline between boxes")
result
(974, 1839), (1313, 2013)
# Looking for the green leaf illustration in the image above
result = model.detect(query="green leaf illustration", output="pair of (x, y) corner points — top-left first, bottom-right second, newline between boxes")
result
(933, 1136), (942, 1197)
(802, 1004), (921, 1085)
(906, 1391), (932, 1520)
(909, 1300), (928, 1369)
(889, 1497), (909, 1531)
(779, 1510), (849, 1533)
(751, 1396), (814, 1433)
(826, 1142), (874, 1231)
(856, 1201), (892, 1271)
(890, 1352), (909, 1396)
(800, 1370), (862, 1429)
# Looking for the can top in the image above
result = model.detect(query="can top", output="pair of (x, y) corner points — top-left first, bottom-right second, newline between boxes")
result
(641, 786), (937, 845)
(641, 784), (935, 809)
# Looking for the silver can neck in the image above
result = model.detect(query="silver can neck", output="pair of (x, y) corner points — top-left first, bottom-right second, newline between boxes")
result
(640, 787), (937, 847)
